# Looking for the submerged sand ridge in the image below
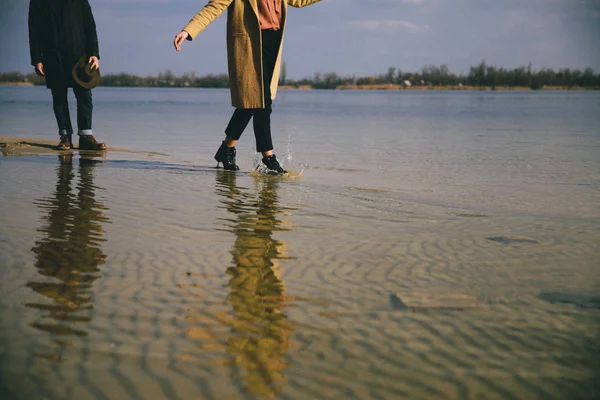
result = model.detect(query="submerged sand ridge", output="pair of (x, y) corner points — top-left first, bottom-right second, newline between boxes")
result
(1, 152), (598, 399)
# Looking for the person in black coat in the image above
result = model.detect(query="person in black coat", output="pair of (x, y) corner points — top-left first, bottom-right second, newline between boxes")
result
(28, 0), (106, 150)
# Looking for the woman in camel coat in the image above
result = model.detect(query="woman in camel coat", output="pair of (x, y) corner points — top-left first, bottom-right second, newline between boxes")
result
(174, 0), (322, 174)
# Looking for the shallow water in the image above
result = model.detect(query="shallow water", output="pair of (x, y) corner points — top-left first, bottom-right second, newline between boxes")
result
(0, 87), (599, 399)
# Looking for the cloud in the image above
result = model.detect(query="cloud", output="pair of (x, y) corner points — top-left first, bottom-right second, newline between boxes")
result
(1, 0), (598, 76)
(348, 19), (422, 33)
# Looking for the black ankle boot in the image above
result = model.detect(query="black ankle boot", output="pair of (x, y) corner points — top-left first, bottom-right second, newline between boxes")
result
(261, 154), (287, 175)
(214, 141), (240, 171)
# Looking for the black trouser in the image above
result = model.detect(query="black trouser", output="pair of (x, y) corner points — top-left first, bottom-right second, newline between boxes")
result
(51, 84), (93, 135)
(225, 29), (282, 153)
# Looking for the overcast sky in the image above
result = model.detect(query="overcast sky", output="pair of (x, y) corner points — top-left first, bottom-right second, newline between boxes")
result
(1, 0), (599, 79)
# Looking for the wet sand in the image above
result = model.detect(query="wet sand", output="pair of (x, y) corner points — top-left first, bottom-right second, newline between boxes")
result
(1, 136), (168, 157)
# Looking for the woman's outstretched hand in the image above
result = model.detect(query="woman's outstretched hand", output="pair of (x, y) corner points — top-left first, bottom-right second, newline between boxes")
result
(173, 31), (189, 51)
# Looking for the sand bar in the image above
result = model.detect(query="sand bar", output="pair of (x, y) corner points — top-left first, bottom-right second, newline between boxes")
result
(0, 136), (168, 157)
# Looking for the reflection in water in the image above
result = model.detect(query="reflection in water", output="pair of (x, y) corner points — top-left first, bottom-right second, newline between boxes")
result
(187, 171), (296, 398)
(27, 154), (109, 341)
(221, 172), (295, 398)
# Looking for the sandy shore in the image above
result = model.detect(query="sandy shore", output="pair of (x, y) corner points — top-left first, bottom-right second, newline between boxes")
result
(0, 136), (168, 157)
(0, 82), (35, 87)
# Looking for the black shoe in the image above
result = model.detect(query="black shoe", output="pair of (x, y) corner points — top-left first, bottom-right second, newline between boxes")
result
(260, 154), (287, 175)
(214, 141), (240, 171)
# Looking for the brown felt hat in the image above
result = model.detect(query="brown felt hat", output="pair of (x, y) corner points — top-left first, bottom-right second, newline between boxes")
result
(72, 56), (100, 89)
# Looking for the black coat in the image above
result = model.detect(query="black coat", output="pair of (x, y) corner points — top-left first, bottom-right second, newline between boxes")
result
(28, 0), (100, 88)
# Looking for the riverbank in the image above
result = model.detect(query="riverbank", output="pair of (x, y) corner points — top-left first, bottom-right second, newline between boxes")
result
(2, 81), (597, 91)
(0, 81), (34, 86)
(321, 84), (600, 91)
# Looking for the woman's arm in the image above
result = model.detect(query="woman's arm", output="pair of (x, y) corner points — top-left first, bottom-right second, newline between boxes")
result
(287, 0), (322, 8)
(183, 0), (234, 40)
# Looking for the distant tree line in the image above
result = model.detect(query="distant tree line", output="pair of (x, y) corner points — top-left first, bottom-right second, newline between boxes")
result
(2, 61), (599, 89)
(304, 61), (600, 90)
(0, 70), (229, 88)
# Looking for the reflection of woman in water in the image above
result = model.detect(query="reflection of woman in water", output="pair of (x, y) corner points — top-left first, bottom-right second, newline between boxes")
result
(213, 171), (296, 397)
(27, 155), (109, 338)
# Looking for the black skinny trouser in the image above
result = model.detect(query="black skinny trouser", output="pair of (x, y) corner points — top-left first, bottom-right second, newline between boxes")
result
(225, 29), (282, 153)
(51, 84), (93, 134)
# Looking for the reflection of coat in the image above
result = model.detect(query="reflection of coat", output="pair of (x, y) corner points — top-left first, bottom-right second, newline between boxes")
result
(28, 0), (100, 88)
(182, 0), (321, 109)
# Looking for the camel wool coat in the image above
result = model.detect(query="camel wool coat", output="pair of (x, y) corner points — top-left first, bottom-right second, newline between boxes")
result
(182, 0), (322, 109)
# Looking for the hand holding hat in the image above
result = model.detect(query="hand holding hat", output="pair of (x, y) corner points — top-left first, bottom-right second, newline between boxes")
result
(88, 56), (99, 71)
(72, 56), (101, 89)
